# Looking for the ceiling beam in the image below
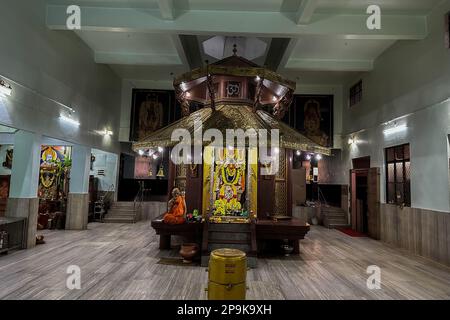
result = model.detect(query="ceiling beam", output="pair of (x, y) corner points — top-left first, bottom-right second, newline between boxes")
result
(46, 5), (428, 40)
(264, 38), (291, 71)
(295, 0), (319, 25)
(94, 52), (182, 65)
(157, 0), (175, 20)
(285, 58), (373, 71)
(178, 35), (203, 69)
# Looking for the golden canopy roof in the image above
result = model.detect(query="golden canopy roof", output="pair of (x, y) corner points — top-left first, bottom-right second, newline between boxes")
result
(132, 104), (330, 155)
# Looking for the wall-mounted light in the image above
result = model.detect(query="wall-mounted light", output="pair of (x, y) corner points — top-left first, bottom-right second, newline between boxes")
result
(157, 146), (164, 153)
(185, 91), (191, 98)
(96, 129), (113, 136)
(255, 75), (261, 82)
(306, 154), (311, 160)
(152, 153), (158, 160)
(348, 136), (357, 145)
(59, 114), (80, 126)
(383, 124), (407, 136)
(0, 80), (12, 97)
(273, 147), (280, 154)
(272, 95), (278, 102)
(315, 154), (322, 161)
(138, 150), (144, 156)
(295, 150), (301, 156)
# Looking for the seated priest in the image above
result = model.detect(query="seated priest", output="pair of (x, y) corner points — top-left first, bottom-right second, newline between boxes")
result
(163, 187), (187, 224)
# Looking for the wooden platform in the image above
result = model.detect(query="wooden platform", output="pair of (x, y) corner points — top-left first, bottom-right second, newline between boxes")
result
(256, 218), (310, 254)
(151, 216), (203, 250)
(151, 215), (310, 256)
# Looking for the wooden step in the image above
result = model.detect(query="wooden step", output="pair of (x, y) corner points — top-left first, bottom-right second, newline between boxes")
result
(103, 217), (135, 223)
(208, 239), (249, 245)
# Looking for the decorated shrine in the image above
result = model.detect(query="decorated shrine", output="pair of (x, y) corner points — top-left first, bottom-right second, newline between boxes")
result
(134, 50), (330, 264)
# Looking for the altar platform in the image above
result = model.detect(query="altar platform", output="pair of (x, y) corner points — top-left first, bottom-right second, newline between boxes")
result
(151, 215), (310, 259)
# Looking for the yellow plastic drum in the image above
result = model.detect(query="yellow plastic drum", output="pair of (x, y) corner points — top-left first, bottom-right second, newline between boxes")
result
(207, 248), (247, 300)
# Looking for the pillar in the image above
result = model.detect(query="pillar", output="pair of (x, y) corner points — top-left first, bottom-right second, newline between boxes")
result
(6, 131), (41, 249)
(66, 144), (91, 230)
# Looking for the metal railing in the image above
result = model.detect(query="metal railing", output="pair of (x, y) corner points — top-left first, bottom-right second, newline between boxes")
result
(317, 186), (328, 207)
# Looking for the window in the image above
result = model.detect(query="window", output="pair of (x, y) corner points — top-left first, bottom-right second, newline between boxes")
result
(349, 80), (362, 107)
(385, 144), (411, 206)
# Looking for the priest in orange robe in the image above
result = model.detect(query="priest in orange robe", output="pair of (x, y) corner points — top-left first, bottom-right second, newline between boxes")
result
(163, 187), (186, 224)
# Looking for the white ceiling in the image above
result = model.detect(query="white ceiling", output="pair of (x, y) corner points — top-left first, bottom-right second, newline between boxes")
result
(46, 0), (442, 85)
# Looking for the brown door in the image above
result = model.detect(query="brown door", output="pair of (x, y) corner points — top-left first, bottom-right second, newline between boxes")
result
(350, 170), (357, 230)
(367, 167), (381, 239)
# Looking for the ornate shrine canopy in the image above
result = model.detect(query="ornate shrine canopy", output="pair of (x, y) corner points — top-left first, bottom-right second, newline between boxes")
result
(132, 52), (331, 156)
(132, 104), (330, 155)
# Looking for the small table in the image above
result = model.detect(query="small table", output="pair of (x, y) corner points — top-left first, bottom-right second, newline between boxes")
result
(151, 215), (203, 249)
(256, 218), (310, 254)
(0, 217), (26, 254)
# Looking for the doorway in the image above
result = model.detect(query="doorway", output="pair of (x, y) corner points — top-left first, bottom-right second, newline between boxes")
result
(353, 171), (368, 233)
(350, 167), (380, 239)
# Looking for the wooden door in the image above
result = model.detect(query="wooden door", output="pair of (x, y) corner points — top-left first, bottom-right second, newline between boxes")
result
(367, 167), (381, 239)
(350, 170), (357, 230)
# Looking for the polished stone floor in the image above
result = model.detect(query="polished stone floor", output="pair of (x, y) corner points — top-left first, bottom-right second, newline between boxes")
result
(0, 221), (449, 300)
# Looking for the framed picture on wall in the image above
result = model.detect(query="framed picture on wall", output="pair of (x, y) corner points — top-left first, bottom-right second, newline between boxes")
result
(130, 89), (174, 142)
(292, 95), (334, 147)
(0, 175), (10, 200)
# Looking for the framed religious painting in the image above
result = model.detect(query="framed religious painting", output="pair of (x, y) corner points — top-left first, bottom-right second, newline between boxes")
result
(291, 95), (334, 148)
(130, 89), (174, 141)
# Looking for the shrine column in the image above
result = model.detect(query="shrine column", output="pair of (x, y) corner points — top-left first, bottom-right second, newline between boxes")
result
(7, 130), (41, 249)
(66, 144), (91, 230)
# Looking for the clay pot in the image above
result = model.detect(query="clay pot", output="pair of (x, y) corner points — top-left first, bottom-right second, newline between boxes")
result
(179, 243), (198, 263)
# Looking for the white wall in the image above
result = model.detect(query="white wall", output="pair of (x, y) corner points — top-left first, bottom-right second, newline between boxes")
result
(90, 149), (118, 192)
(341, 1), (450, 212)
(0, 0), (122, 154)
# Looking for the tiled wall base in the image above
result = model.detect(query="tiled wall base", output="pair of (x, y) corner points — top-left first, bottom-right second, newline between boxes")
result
(66, 193), (89, 230)
(6, 197), (39, 249)
(380, 204), (450, 266)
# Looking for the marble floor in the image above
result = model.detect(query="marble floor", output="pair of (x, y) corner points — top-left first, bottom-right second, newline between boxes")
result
(0, 221), (449, 300)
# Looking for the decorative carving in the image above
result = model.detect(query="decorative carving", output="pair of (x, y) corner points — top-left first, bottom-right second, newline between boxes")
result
(273, 89), (294, 119)
(274, 149), (287, 216)
(175, 85), (190, 117)
(253, 76), (264, 112)
(206, 69), (216, 111)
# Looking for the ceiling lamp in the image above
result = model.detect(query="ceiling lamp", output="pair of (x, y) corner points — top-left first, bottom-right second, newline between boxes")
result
(0, 80), (12, 97)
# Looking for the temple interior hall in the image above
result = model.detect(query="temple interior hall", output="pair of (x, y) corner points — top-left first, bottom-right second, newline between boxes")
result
(0, 0), (450, 301)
